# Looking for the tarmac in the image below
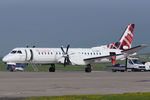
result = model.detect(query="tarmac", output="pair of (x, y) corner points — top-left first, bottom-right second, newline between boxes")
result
(0, 71), (150, 98)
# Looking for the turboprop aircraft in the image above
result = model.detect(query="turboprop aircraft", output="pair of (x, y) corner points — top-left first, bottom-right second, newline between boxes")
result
(2, 24), (147, 72)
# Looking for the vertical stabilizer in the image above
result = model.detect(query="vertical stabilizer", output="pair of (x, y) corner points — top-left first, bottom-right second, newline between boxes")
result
(119, 24), (135, 49)
(107, 24), (135, 50)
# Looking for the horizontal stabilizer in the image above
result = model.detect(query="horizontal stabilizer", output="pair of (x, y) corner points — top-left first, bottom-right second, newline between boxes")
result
(121, 44), (147, 54)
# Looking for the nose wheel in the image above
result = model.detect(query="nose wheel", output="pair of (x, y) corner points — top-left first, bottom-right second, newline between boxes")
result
(85, 64), (92, 72)
(49, 64), (55, 72)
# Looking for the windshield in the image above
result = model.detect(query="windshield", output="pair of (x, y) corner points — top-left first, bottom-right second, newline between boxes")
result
(132, 59), (142, 64)
(17, 50), (22, 54)
(10, 50), (17, 54)
(10, 50), (22, 54)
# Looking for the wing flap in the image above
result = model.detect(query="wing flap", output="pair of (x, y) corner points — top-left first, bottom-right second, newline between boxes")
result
(84, 54), (121, 61)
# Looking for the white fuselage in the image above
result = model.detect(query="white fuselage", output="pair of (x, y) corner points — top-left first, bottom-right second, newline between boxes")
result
(2, 24), (137, 66)
(2, 47), (124, 66)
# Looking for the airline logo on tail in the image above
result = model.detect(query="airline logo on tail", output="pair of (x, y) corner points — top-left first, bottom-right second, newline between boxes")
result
(107, 24), (135, 50)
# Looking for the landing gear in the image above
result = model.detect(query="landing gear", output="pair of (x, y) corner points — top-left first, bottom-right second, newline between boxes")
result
(49, 64), (55, 72)
(85, 64), (92, 72)
(7, 65), (15, 72)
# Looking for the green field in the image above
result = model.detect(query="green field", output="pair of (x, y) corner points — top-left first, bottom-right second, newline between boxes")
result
(0, 57), (149, 72)
(0, 61), (110, 72)
(23, 92), (150, 100)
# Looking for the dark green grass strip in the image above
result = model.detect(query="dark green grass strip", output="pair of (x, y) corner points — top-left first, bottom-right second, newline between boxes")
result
(0, 61), (110, 72)
(0, 58), (149, 72)
(23, 92), (150, 100)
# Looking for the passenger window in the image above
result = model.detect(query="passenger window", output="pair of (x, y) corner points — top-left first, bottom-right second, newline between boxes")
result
(17, 50), (22, 54)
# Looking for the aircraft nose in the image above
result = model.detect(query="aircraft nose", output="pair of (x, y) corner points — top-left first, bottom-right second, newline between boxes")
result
(2, 56), (8, 62)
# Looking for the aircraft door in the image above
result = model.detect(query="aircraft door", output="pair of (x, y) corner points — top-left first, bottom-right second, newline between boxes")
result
(25, 49), (33, 61)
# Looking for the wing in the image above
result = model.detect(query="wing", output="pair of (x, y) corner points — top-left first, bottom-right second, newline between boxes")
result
(84, 54), (122, 62)
(84, 44), (147, 62)
(121, 44), (147, 54)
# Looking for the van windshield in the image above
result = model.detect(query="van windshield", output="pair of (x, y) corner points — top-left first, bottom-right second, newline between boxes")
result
(132, 59), (142, 64)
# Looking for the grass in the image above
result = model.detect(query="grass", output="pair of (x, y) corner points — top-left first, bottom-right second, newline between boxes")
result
(0, 61), (110, 72)
(0, 57), (150, 72)
(23, 92), (150, 100)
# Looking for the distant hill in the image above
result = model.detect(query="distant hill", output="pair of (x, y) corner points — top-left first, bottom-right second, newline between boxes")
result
(0, 57), (2, 60)
(142, 53), (150, 57)
(137, 52), (150, 60)
(139, 52), (150, 56)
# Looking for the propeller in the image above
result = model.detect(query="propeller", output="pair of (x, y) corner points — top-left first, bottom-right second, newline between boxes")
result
(60, 44), (71, 66)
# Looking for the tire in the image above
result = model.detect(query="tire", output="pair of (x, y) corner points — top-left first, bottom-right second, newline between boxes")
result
(49, 67), (55, 72)
(112, 69), (117, 72)
(121, 70), (124, 72)
(10, 69), (14, 72)
(85, 68), (91, 72)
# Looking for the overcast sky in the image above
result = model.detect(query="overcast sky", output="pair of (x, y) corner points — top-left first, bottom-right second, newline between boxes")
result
(0, 0), (150, 56)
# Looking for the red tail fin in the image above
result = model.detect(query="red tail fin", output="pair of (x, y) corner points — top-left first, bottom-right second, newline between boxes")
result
(107, 24), (135, 50)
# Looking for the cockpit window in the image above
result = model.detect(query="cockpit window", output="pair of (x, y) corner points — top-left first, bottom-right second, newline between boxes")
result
(10, 50), (22, 54)
(10, 50), (17, 54)
(17, 50), (22, 54)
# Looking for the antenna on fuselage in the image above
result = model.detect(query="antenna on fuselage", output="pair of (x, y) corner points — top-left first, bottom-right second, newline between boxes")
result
(26, 44), (29, 48)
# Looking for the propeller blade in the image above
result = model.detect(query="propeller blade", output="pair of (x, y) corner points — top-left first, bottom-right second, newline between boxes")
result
(66, 44), (70, 53)
(67, 57), (70, 63)
(61, 46), (65, 54)
(60, 44), (71, 67)
(64, 58), (67, 67)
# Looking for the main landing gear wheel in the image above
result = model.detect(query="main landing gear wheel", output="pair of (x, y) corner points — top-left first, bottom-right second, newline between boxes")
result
(49, 64), (55, 72)
(85, 64), (92, 73)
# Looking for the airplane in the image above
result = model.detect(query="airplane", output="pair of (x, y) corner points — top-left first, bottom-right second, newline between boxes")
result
(2, 24), (147, 72)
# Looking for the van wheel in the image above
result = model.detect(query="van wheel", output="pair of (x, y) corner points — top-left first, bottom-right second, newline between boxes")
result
(112, 69), (116, 72)
(85, 68), (91, 72)
(85, 64), (92, 72)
